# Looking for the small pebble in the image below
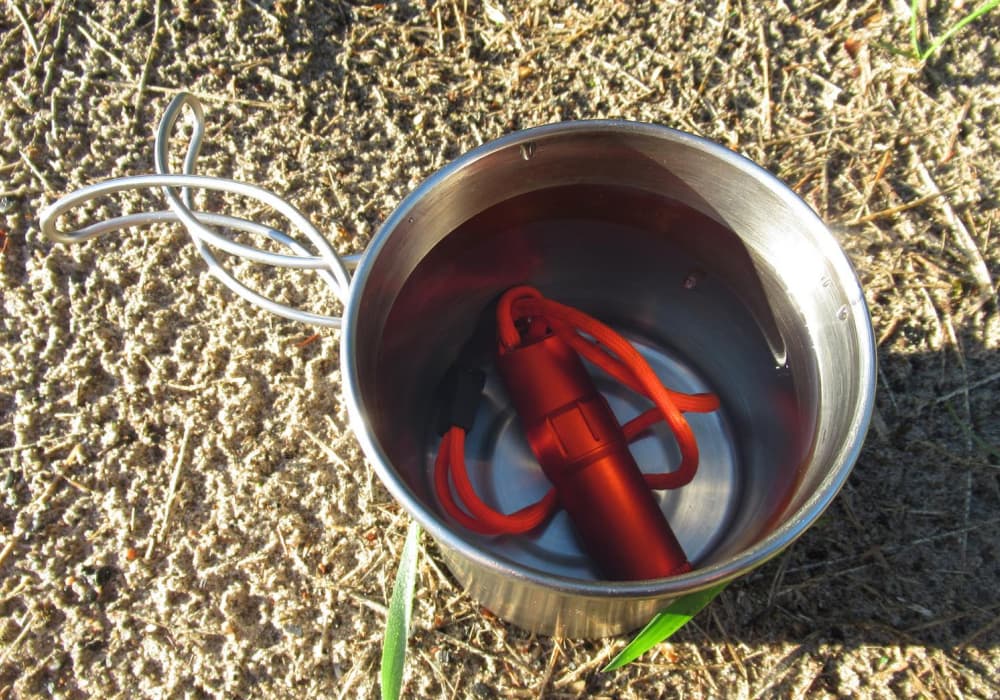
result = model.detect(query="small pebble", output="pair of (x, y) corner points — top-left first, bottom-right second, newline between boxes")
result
(95, 565), (117, 586)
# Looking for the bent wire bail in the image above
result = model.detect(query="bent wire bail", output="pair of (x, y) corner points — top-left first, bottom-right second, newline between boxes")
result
(38, 92), (357, 329)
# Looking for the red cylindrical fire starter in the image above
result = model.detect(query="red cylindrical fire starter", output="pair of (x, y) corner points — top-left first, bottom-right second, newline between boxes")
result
(496, 320), (691, 580)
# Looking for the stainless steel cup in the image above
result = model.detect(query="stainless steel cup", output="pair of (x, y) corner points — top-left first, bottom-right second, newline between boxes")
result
(341, 122), (875, 637)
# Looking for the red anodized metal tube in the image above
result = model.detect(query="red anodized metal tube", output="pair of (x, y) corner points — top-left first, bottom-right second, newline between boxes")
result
(433, 286), (716, 580)
(496, 319), (692, 581)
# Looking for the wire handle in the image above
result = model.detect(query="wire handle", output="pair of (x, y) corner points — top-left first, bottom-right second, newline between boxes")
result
(38, 93), (356, 328)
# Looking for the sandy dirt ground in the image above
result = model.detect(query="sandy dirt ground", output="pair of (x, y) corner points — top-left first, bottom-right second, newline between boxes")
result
(2, 1), (999, 697)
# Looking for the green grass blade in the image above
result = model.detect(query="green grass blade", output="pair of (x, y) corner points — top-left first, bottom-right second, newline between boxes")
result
(909, 0), (922, 58)
(602, 582), (728, 672)
(919, 0), (1000, 61)
(381, 520), (420, 700)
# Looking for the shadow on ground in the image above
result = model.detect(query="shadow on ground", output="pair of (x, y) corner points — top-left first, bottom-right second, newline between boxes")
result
(700, 323), (999, 654)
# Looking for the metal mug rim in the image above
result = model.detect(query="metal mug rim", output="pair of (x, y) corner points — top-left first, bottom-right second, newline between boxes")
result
(341, 119), (877, 599)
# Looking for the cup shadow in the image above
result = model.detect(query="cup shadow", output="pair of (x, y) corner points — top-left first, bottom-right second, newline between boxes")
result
(700, 329), (999, 654)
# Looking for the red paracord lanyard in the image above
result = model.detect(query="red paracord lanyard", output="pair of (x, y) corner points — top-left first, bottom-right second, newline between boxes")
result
(434, 286), (719, 577)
